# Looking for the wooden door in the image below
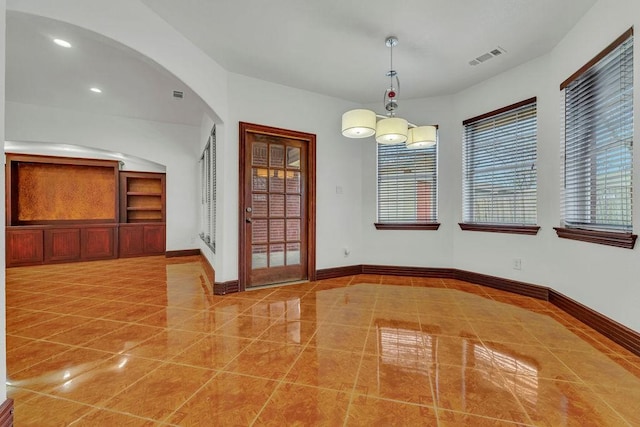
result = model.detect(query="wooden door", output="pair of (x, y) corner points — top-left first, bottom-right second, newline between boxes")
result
(239, 122), (316, 289)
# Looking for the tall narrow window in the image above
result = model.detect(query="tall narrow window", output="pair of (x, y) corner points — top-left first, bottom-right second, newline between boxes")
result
(560, 29), (633, 245)
(462, 98), (538, 233)
(376, 140), (438, 230)
(199, 125), (216, 252)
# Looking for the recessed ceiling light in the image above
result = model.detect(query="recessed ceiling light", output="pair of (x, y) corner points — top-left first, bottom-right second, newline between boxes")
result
(53, 38), (72, 48)
(90, 87), (102, 93)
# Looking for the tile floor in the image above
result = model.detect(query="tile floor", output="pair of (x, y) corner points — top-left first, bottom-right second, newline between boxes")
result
(5, 256), (640, 426)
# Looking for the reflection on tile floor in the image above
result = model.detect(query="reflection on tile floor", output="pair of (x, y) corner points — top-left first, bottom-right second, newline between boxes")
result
(5, 256), (640, 426)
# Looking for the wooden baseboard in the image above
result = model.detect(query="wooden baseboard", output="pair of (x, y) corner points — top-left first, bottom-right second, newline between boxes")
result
(549, 289), (640, 356)
(363, 264), (455, 278)
(316, 265), (362, 280)
(165, 249), (200, 258)
(0, 399), (13, 427)
(313, 263), (640, 357)
(214, 280), (240, 295)
(454, 269), (549, 300)
(199, 254), (215, 285)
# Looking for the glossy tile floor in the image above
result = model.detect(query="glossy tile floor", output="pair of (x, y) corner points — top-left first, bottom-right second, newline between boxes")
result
(6, 256), (640, 426)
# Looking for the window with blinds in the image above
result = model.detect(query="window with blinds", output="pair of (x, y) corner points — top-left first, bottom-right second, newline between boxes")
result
(462, 98), (537, 225)
(199, 125), (216, 252)
(377, 141), (437, 225)
(561, 29), (633, 233)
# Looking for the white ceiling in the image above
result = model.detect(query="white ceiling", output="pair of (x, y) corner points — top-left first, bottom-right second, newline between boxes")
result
(6, 1), (598, 124)
(5, 11), (211, 126)
(141, 0), (597, 103)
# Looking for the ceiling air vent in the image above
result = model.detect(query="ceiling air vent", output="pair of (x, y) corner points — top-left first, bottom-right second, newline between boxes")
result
(172, 90), (184, 99)
(469, 46), (507, 66)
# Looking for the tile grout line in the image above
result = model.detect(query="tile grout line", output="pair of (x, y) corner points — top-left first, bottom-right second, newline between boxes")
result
(341, 285), (378, 427)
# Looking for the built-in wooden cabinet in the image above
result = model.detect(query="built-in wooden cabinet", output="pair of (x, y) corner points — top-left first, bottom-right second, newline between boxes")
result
(118, 172), (166, 258)
(6, 228), (44, 266)
(6, 224), (118, 266)
(120, 172), (166, 223)
(119, 223), (165, 257)
(5, 155), (166, 266)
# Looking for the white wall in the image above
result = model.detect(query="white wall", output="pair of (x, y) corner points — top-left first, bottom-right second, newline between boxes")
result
(360, 96), (456, 267)
(0, 0), (7, 405)
(224, 73), (364, 281)
(6, 102), (202, 251)
(449, 0), (640, 331)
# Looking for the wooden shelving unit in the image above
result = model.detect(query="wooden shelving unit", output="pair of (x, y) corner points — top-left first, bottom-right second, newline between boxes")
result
(119, 172), (166, 257)
(120, 172), (165, 223)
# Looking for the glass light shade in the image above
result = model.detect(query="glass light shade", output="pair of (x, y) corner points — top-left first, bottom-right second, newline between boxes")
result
(341, 109), (376, 138)
(406, 125), (437, 149)
(375, 117), (408, 144)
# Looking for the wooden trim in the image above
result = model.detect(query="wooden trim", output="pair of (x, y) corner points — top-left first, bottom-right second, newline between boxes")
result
(549, 289), (640, 356)
(560, 28), (634, 90)
(459, 223), (541, 235)
(0, 398), (14, 427)
(374, 223), (440, 231)
(199, 254), (215, 285)
(462, 97), (537, 125)
(316, 265), (362, 280)
(453, 269), (549, 300)
(166, 249), (200, 258)
(214, 280), (240, 295)
(238, 122), (317, 290)
(238, 124), (247, 291)
(307, 131), (317, 282)
(554, 227), (637, 249)
(362, 265), (456, 279)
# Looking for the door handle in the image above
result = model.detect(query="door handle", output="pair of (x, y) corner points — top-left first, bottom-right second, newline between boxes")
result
(246, 218), (252, 223)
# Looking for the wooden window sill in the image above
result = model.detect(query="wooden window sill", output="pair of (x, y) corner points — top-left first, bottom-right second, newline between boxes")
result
(458, 223), (540, 235)
(554, 227), (637, 249)
(374, 223), (440, 231)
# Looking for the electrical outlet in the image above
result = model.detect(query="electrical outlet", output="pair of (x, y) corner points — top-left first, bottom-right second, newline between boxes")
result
(513, 258), (522, 270)
(343, 247), (351, 257)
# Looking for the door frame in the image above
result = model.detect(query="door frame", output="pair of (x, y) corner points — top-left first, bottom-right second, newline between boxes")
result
(238, 122), (316, 291)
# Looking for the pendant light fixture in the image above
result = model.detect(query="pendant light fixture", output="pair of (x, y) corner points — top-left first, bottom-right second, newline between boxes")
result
(341, 36), (437, 149)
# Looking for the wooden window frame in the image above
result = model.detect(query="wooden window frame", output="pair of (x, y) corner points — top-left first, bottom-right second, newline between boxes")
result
(558, 28), (636, 249)
(460, 98), (539, 235)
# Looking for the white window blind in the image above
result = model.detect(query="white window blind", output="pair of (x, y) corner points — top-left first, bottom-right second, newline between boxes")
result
(377, 142), (437, 224)
(463, 98), (537, 225)
(199, 125), (216, 252)
(561, 30), (633, 232)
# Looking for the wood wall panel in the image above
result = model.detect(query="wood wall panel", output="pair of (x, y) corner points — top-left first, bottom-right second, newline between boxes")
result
(14, 162), (117, 223)
(81, 226), (117, 260)
(143, 225), (166, 254)
(6, 229), (43, 266)
(44, 228), (81, 263)
(119, 225), (144, 257)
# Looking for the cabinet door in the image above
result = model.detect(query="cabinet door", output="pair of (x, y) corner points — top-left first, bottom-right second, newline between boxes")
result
(81, 227), (117, 260)
(44, 228), (81, 263)
(144, 224), (166, 254)
(6, 229), (44, 267)
(119, 225), (144, 257)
